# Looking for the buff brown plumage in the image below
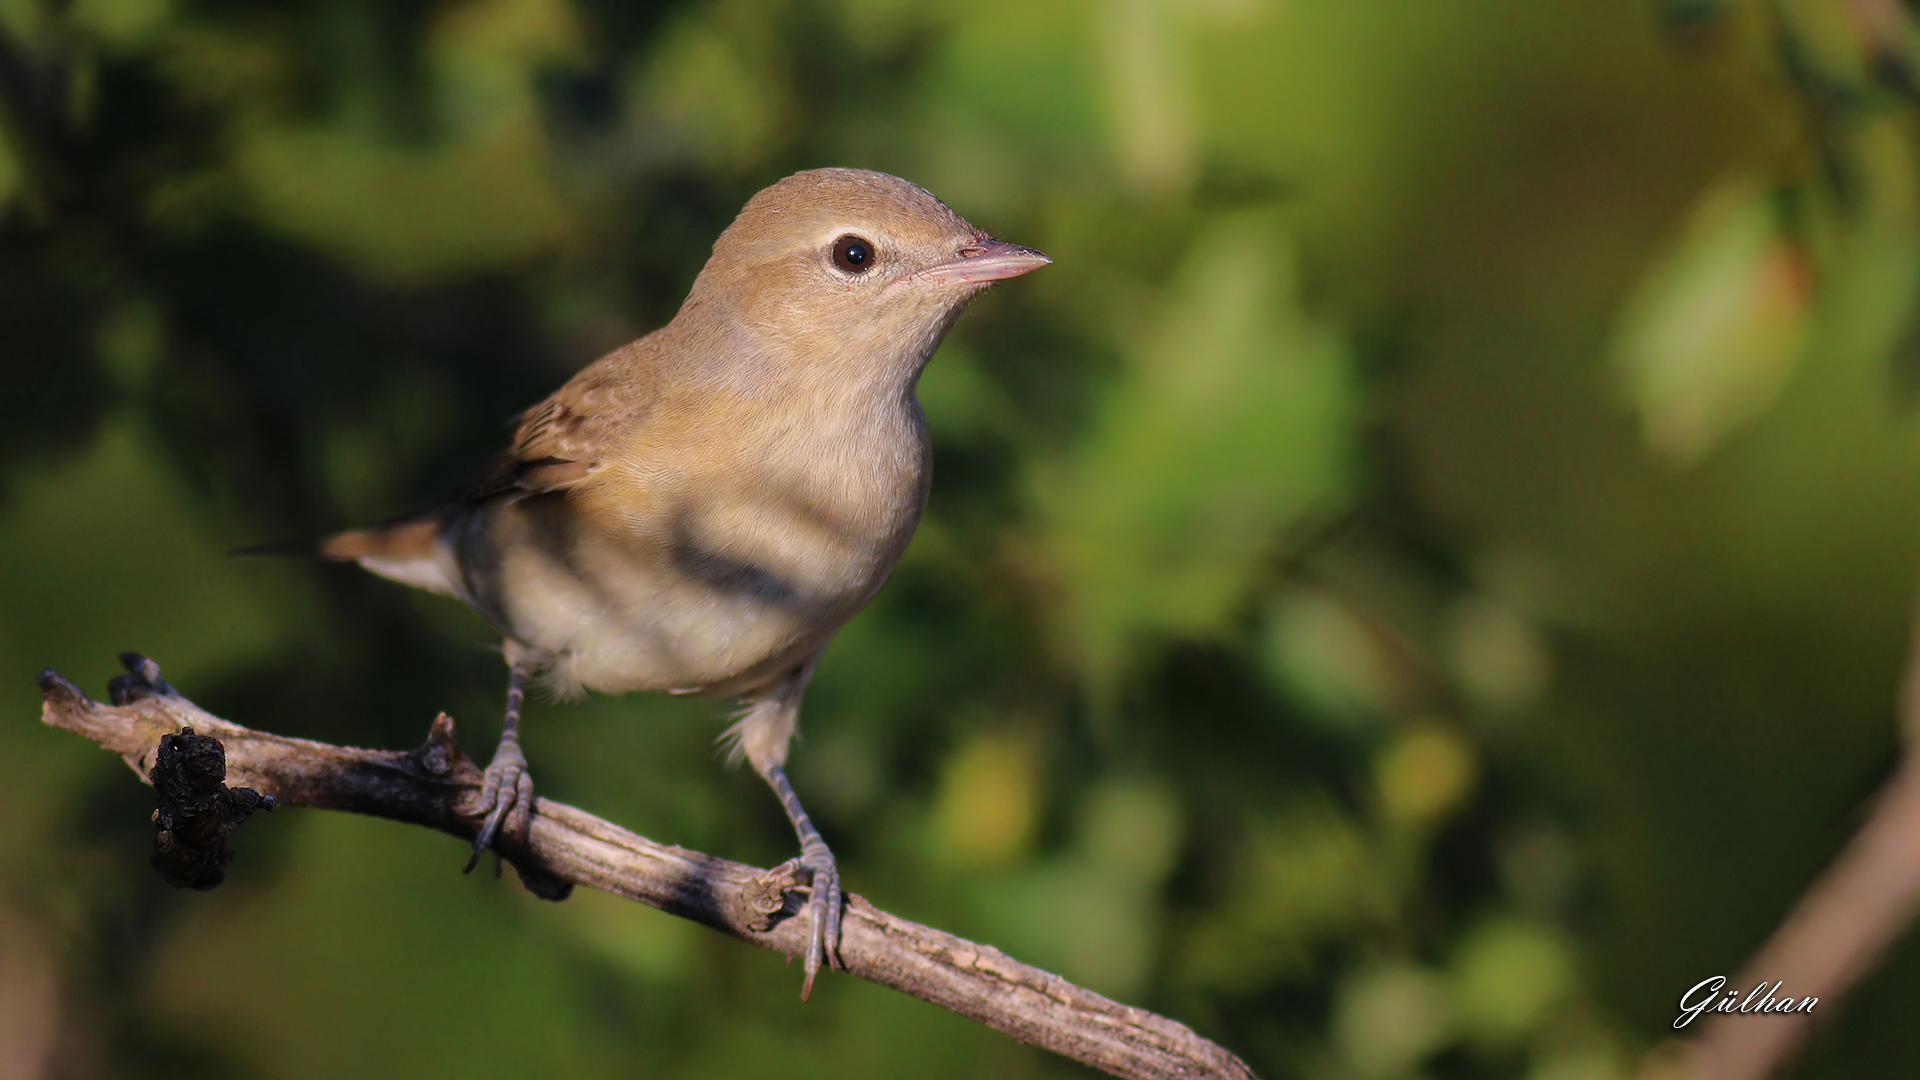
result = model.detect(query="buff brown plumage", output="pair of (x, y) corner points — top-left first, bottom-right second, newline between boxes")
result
(304, 168), (1048, 997)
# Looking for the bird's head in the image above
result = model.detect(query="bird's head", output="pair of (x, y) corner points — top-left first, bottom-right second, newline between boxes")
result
(681, 168), (1049, 388)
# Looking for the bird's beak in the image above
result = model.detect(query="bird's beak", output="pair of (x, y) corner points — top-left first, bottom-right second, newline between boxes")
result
(918, 239), (1052, 285)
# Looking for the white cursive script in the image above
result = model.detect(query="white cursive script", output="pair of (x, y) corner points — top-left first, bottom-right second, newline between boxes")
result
(1674, 977), (1818, 1029)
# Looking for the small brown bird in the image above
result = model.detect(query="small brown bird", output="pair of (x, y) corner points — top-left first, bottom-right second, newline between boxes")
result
(303, 168), (1046, 996)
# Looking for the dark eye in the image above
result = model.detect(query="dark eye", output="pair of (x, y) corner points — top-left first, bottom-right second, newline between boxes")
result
(831, 234), (875, 273)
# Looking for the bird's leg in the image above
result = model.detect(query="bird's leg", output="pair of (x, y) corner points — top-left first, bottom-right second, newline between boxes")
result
(728, 663), (839, 996)
(759, 762), (842, 999)
(465, 654), (536, 872)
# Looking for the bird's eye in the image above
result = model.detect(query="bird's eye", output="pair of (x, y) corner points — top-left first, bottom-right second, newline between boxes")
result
(831, 234), (875, 274)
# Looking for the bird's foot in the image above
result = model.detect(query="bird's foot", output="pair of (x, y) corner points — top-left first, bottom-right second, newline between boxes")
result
(775, 844), (842, 1000)
(464, 736), (534, 872)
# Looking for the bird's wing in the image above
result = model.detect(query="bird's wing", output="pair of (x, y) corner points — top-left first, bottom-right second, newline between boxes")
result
(303, 343), (658, 596)
(469, 346), (657, 502)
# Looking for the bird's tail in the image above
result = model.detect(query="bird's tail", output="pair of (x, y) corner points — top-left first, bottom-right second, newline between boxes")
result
(238, 517), (461, 597)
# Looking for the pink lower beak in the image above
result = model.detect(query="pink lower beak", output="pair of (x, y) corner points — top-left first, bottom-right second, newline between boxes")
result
(919, 239), (1052, 285)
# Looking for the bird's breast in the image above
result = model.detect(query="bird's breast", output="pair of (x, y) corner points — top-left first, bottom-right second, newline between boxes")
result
(477, 394), (929, 697)
(670, 398), (930, 607)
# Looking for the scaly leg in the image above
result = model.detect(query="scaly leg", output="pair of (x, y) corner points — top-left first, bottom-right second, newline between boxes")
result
(758, 762), (842, 1000)
(465, 651), (536, 871)
(725, 661), (840, 997)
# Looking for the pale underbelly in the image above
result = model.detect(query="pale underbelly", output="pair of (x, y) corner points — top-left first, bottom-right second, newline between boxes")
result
(463, 496), (896, 698)
(521, 571), (834, 697)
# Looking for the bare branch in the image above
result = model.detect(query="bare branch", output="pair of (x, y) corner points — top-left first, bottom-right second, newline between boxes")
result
(1653, 591), (1920, 1080)
(36, 659), (1256, 1080)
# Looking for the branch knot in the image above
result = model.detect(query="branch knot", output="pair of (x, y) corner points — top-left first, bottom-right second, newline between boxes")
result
(149, 726), (273, 890)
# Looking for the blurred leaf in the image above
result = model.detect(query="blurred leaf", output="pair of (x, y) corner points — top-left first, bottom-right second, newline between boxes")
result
(432, 0), (585, 130)
(1770, 0), (1920, 104)
(95, 297), (163, 394)
(1444, 595), (1551, 716)
(553, 886), (698, 983)
(976, 859), (1160, 999)
(1039, 213), (1351, 689)
(1496, 821), (1581, 919)
(930, 731), (1041, 870)
(1099, 0), (1197, 196)
(968, 780), (1178, 999)
(1079, 777), (1181, 884)
(1179, 797), (1389, 992)
(1264, 587), (1397, 729)
(71, 0), (171, 49)
(915, 342), (1003, 442)
(234, 119), (575, 283)
(828, 0), (932, 54)
(227, 0), (583, 282)
(1374, 725), (1477, 829)
(1333, 962), (1452, 1078)
(0, 416), (289, 687)
(1608, 176), (1813, 468)
(154, 25), (292, 113)
(0, 0), (44, 47)
(1449, 917), (1574, 1049)
(637, 4), (791, 170)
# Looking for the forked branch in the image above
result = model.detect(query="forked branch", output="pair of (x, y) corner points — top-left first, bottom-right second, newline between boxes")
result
(37, 656), (1255, 1080)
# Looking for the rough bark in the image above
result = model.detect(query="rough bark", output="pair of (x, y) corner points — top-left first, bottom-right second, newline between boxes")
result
(38, 656), (1256, 1080)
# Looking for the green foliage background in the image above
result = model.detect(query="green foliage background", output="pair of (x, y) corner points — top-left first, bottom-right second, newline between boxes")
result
(3, 0), (1920, 1076)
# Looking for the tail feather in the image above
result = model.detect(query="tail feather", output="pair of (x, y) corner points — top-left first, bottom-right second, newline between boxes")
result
(314, 519), (442, 562)
(239, 517), (460, 597)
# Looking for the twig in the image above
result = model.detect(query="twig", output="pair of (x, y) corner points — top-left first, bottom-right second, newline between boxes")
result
(1655, 592), (1920, 1080)
(36, 656), (1256, 1080)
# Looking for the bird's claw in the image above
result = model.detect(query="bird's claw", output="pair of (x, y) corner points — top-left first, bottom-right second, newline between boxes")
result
(782, 846), (842, 1000)
(465, 737), (534, 873)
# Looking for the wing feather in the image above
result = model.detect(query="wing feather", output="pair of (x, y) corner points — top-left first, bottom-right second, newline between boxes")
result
(468, 341), (658, 501)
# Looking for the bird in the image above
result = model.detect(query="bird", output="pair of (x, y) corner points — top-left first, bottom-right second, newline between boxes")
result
(291, 168), (1048, 997)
